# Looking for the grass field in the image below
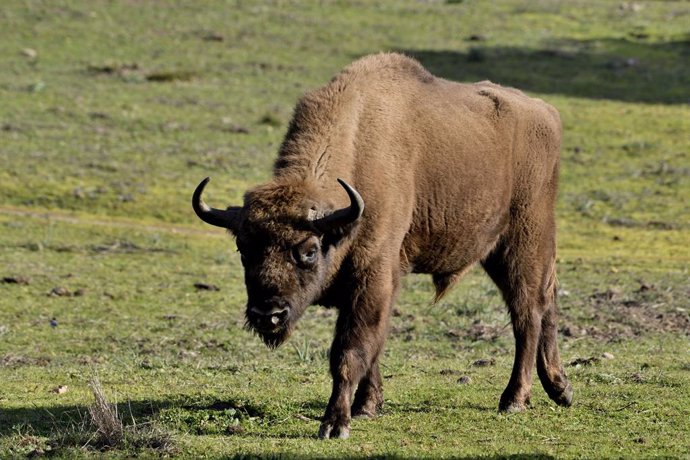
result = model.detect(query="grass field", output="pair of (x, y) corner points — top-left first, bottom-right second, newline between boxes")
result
(1, 0), (689, 458)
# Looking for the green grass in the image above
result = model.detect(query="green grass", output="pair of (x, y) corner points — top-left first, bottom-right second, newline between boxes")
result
(1, 0), (689, 458)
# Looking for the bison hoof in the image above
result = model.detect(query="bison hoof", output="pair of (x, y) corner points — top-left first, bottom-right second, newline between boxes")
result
(351, 398), (381, 419)
(498, 393), (530, 413)
(352, 408), (376, 419)
(552, 382), (574, 407)
(499, 401), (527, 413)
(318, 421), (350, 440)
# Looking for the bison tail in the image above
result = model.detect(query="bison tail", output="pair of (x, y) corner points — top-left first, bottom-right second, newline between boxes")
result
(432, 271), (463, 304)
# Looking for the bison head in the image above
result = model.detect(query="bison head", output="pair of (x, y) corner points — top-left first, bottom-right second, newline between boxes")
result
(192, 177), (363, 348)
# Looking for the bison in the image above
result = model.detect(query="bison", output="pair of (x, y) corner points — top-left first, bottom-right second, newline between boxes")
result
(192, 53), (573, 439)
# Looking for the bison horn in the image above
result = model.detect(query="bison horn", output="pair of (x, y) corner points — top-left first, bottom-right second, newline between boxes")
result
(192, 177), (241, 231)
(313, 178), (364, 233)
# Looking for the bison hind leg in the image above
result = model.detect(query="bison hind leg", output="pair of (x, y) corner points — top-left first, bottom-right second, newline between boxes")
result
(351, 362), (384, 418)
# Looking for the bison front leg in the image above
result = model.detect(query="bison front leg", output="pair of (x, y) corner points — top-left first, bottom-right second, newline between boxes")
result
(318, 273), (395, 440)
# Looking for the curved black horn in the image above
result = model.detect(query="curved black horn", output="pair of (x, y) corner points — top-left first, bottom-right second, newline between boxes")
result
(313, 178), (364, 233)
(192, 177), (241, 231)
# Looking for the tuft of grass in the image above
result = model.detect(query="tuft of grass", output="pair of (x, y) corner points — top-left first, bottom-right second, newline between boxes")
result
(293, 337), (313, 363)
(88, 376), (124, 448)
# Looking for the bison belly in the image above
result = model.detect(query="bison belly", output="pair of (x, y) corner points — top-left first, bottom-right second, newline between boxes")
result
(402, 152), (511, 285)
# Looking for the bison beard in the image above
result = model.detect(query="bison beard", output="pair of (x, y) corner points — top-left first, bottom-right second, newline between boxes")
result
(192, 53), (573, 440)
(243, 317), (293, 349)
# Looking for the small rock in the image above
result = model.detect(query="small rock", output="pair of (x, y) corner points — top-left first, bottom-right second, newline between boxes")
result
(445, 329), (462, 339)
(21, 48), (37, 59)
(440, 369), (460, 376)
(630, 372), (645, 383)
(52, 385), (68, 394)
(73, 288), (86, 297)
(178, 349), (198, 359)
(562, 325), (584, 337)
(601, 352), (615, 360)
(49, 286), (71, 297)
(625, 57), (639, 67)
(203, 32), (225, 42)
(457, 375), (472, 384)
(194, 282), (220, 291)
(88, 111), (110, 120)
(589, 287), (622, 303)
(472, 358), (495, 367)
(569, 356), (600, 366)
(221, 123), (250, 134)
(619, 2), (643, 13)
(636, 281), (654, 293)
(226, 424), (244, 435)
(27, 448), (45, 457)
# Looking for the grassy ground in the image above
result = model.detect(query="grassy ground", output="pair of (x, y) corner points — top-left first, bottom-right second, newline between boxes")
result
(1, 0), (688, 458)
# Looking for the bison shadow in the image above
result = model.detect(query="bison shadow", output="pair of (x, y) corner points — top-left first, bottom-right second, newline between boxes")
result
(0, 397), (266, 435)
(399, 37), (689, 104)
(0, 399), (169, 437)
(1, 400), (556, 458)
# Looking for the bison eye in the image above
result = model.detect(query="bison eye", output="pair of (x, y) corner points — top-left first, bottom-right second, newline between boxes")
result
(294, 239), (319, 269)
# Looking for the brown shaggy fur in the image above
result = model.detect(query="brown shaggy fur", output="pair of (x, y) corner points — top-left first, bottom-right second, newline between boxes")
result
(195, 53), (572, 439)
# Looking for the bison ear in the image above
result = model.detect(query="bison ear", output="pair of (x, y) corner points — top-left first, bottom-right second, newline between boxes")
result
(311, 179), (364, 239)
(192, 177), (242, 233)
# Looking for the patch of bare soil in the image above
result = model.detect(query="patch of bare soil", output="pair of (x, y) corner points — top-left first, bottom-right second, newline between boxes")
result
(193, 282), (220, 291)
(87, 62), (196, 82)
(446, 320), (509, 342)
(1, 354), (51, 367)
(560, 283), (689, 342)
(2, 276), (31, 285)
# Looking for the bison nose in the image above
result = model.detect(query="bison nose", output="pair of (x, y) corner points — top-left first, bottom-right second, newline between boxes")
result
(249, 297), (290, 330)
(250, 297), (290, 316)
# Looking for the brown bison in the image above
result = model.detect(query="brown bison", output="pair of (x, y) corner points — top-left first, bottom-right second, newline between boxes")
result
(192, 53), (572, 439)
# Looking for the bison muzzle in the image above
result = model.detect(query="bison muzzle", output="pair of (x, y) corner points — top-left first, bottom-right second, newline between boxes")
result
(192, 53), (573, 439)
